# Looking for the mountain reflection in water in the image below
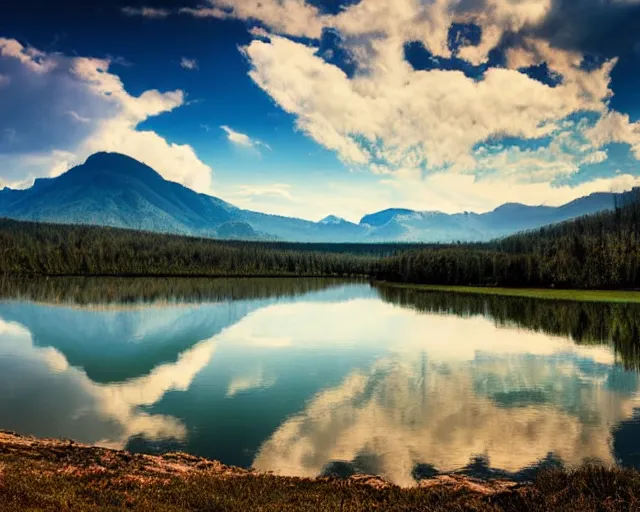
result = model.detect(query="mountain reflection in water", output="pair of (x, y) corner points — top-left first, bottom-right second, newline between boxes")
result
(1, 278), (640, 486)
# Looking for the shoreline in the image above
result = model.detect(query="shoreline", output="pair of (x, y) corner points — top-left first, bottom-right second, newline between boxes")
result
(3, 273), (640, 305)
(374, 281), (640, 303)
(1, 431), (639, 511)
(0, 431), (517, 492)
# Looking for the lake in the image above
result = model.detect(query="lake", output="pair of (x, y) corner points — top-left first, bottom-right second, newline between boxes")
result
(2, 277), (640, 487)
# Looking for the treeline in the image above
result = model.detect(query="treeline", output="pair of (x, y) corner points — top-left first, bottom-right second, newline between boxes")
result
(0, 219), (380, 277)
(1, 191), (640, 289)
(378, 191), (640, 289)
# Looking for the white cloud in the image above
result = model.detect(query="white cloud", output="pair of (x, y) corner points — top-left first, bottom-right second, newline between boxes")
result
(121, 6), (171, 18)
(178, 0), (639, 213)
(180, 0), (326, 38)
(582, 150), (608, 165)
(218, 180), (386, 222)
(220, 125), (271, 153)
(221, 125), (254, 148)
(216, 167), (640, 223)
(586, 111), (640, 159)
(180, 57), (198, 70)
(0, 37), (56, 73)
(380, 170), (640, 214)
(248, 26), (273, 39)
(243, 33), (617, 173)
(234, 183), (293, 201)
(65, 110), (91, 123)
(0, 38), (214, 194)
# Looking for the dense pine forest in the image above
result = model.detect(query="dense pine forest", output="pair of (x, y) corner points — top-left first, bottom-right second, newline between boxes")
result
(378, 190), (640, 289)
(0, 219), (381, 277)
(1, 190), (639, 289)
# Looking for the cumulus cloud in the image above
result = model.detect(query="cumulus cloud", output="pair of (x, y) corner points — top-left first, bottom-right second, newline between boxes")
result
(180, 57), (198, 70)
(586, 111), (640, 160)
(0, 37), (56, 73)
(242, 31), (617, 174)
(179, 0), (640, 209)
(180, 0), (326, 37)
(121, 6), (170, 18)
(0, 38), (214, 193)
(221, 125), (272, 152)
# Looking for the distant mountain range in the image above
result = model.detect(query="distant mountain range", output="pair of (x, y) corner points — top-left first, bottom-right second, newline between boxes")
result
(0, 152), (624, 243)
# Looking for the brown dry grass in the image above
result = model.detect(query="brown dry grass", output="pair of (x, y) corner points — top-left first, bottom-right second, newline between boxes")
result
(1, 431), (639, 511)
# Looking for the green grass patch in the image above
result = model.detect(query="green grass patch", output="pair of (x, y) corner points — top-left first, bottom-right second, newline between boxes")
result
(376, 282), (640, 303)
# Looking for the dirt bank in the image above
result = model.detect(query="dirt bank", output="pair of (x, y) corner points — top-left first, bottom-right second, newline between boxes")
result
(0, 431), (637, 511)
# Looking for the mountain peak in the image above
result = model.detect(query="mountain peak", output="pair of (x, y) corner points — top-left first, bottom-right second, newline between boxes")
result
(85, 151), (139, 164)
(359, 208), (415, 227)
(319, 215), (348, 225)
(65, 152), (164, 185)
(491, 202), (529, 213)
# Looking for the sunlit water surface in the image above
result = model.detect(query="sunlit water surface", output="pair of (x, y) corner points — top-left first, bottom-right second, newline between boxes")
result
(2, 278), (640, 486)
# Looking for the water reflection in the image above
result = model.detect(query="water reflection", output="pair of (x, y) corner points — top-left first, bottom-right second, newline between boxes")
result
(253, 307), (640, 486)
(1, 279), (640, 485)
(0, 317), (210, 448)
(0, 280), (377, 453)
(377, 286), (640, 369)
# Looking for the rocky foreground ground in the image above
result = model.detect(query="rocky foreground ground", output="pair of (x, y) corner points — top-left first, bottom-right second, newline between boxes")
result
(1, 431), (639, 511)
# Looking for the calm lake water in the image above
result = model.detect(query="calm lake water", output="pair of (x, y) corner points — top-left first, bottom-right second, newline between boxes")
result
(2, 277), (640, 486)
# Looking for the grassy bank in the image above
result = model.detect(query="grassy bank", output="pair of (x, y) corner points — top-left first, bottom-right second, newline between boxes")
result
(1, 432), (639, 511)
(376, 281), (640, 303)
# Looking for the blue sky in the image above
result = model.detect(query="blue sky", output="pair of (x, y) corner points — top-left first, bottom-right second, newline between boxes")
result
(1, 0), (640, 221)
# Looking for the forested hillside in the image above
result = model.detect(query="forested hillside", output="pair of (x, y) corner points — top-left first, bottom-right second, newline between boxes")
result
(0, 219), (380, 277)
(1, 191), (639, 289)
(380, 190), (640, 289)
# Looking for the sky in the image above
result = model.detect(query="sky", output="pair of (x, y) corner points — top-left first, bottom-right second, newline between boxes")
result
(1, 0), (640, 222)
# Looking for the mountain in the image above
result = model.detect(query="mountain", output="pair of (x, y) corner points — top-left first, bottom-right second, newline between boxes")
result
(366, 194), (619, 243)
(360, 209), (415, 227)
(0, 152), (625, 242)
(320, 215), (349, 225)
(0, 152), (238, 237)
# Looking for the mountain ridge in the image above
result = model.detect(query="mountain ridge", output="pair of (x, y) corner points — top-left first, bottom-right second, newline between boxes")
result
(0, 152), (625, 243)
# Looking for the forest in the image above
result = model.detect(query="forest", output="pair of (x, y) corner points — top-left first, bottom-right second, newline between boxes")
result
(1, 190), (639, 289)
(377, 190), (640, 289)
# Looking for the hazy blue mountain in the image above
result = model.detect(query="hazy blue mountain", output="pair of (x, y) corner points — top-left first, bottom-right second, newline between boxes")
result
(360, 208), (415, 227)
(0, 152), (624, 242)
(320, 215), (349, 225)
(363, 193), (618, 242)
(0, 152), (238, 237)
